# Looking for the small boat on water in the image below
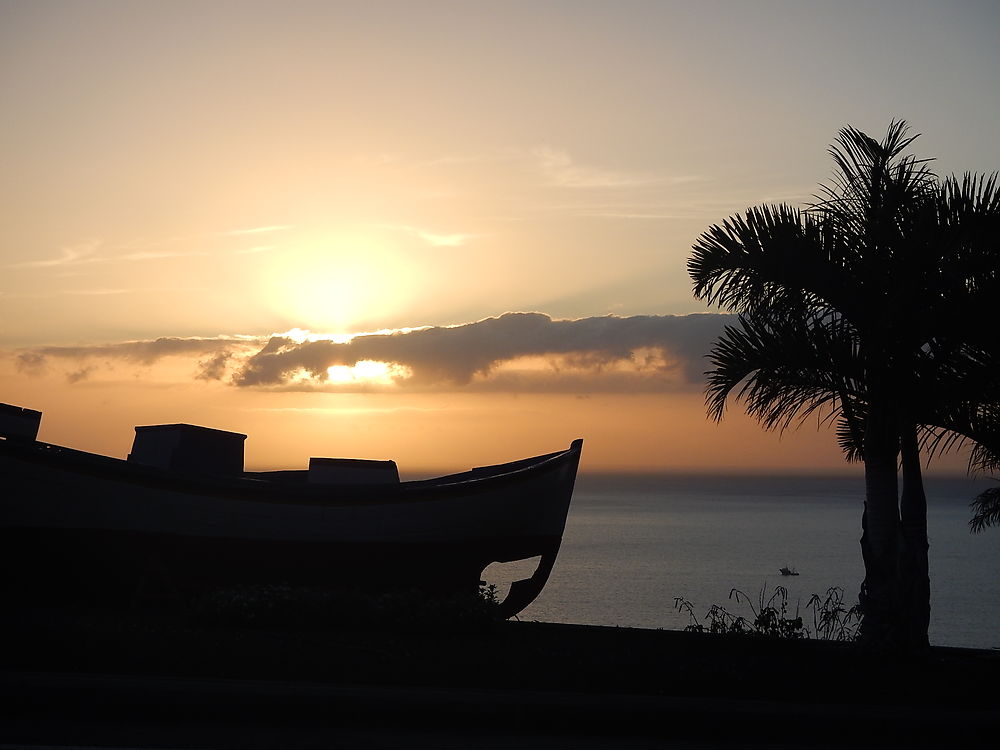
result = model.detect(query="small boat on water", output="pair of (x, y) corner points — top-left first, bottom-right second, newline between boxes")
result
(0, 403), (582, 619)
(779, 566), (800, 576)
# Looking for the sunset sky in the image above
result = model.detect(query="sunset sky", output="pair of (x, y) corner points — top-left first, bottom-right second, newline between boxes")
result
(2, 0), (999, 473)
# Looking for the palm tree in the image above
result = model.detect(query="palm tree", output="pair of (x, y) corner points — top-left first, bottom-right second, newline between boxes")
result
(688, 122), (1000, 648)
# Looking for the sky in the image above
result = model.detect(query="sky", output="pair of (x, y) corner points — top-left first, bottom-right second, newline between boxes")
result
(2, 0), (998, 473)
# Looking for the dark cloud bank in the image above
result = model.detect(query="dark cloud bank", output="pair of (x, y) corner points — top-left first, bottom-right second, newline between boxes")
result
(14, 313), (732, 393)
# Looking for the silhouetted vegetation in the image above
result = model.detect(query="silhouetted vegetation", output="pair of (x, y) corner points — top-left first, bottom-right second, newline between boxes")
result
(689, 121), (1000, 649)
(674, 585), (861, 641)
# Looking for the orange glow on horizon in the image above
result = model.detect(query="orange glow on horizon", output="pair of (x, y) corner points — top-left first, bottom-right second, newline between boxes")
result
(3, 4), (996, 483)
(0, 351), (882, 476)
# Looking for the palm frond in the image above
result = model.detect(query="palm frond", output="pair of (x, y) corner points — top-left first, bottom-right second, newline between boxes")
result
(836, 414), (865, 463)
(704, 307), (865, 456)
(969, 441), (1000, 476)
(970, 486), (1000, 533)
(816, 120), (935, 214)
(937, 175), (1000, 323)
(921, 401), (1000, 474)
(688, 205), (854, 316)
(812, 122), (937, 298)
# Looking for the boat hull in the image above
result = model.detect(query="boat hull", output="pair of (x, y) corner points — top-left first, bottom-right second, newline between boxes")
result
(1, 438), (582, 617)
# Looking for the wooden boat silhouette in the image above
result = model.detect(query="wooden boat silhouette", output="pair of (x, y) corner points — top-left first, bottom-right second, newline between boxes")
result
(0, 403), (582, 619)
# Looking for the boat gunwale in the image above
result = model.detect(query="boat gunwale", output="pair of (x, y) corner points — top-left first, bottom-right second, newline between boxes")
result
(0, 436), (583, 508)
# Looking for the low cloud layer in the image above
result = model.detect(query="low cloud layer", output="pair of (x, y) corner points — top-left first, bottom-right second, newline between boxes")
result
(9, 313), (732, 393)
(18, 336), (254, 367)
(234, 312), (729, 389)
(14, 336), (260, 379)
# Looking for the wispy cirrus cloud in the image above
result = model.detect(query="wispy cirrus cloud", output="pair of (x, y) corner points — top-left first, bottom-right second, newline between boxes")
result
(13, 247), (209, 267)
(218, 224), (294, 236)
(1, 283), (209, 300)
(116, 250), (210, 262)
(10, 240), (104, 268)
(57, 287), (133, 296)
(382, 224), (478, 247)
(532, 147), (669, 190)
(0, 287), (133, 299)
(9, 223), (291, 270)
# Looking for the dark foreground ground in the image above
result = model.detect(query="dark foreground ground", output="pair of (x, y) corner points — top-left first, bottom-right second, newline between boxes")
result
(2, 606), (998, 748)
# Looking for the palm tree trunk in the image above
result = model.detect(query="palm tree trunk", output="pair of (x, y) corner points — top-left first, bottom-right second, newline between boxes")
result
(858, 405), (901, 646)
(899, 425), (930, 649)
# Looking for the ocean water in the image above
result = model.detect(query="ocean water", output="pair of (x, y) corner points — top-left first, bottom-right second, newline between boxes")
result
(502, 473), (1000, 650)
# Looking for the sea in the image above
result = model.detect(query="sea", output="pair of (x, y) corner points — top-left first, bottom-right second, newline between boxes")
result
(494, 473), (1000, 650)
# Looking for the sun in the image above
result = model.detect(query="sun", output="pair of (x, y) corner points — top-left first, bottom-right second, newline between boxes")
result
(326, 360), (410, 386)
(259, 228), (421, 332)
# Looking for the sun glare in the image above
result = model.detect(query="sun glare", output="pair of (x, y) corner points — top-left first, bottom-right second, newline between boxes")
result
(273, 326), (431, 345)
(260, 229), (422, 331)
(276, 328), (355, 345)
(326, 360), (408, 385)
